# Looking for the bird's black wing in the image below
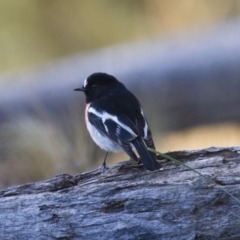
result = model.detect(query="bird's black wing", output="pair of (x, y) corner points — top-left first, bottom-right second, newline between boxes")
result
(102, 114), (160, 170)
(87, 104), (138, 142)
(87, 106), (139, 162)
(88, 97), (161, 170)
(135, 108), (155, 150)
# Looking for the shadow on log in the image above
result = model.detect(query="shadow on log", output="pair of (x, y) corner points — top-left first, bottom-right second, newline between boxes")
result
(1, 147), (240, 239)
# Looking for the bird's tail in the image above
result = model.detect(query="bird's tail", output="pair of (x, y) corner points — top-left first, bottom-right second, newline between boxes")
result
(132, 137), (162, 170)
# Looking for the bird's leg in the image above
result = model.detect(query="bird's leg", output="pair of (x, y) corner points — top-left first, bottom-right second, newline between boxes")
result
(101, 151), (109, 169)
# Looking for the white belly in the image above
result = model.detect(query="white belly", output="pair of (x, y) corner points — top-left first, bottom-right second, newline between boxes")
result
(85, 104), (121, 152)
(86, 121), (121, 152)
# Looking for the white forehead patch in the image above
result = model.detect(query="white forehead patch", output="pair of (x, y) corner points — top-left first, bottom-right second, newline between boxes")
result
(83, 79), (88, 88)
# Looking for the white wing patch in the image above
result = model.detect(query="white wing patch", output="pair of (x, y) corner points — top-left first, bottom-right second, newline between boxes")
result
(116, 125), (121, 136)
(102, 119), (109, 133)
(88, 107), (137, 137)
(83, 79), (88, 88)
(141, 108), (148, 139)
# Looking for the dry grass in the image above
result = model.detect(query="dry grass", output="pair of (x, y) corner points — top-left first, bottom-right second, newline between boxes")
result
(1, 0), (240, 189)
(158, 122), (240, 152)
(0, 0), (240, 72)
(0, 115), (239, 189)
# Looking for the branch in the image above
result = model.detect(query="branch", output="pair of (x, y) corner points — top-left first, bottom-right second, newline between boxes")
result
(1, 147), (240, 239)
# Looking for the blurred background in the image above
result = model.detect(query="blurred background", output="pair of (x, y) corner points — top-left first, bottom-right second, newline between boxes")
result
(1, 0), (240, 189)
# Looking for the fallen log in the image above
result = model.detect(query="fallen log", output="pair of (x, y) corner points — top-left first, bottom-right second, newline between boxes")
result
(1, 147), (240, 239)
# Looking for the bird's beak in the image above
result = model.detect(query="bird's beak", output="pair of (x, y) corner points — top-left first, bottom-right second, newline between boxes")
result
(74, 86), (85, 91)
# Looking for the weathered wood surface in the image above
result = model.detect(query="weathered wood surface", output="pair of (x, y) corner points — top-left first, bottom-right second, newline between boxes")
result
(1, 147), (240, 239)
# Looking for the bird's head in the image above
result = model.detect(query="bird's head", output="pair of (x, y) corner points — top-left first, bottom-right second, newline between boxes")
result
(74, 72), (122, 103)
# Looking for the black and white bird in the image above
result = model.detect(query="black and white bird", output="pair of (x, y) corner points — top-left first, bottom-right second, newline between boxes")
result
(74, 73), (161, 171)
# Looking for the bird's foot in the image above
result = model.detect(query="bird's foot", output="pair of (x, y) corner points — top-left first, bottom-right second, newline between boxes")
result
(98, 161), (109, 171)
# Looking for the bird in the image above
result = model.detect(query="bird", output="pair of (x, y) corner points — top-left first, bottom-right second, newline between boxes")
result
(74, 72), (161, 171)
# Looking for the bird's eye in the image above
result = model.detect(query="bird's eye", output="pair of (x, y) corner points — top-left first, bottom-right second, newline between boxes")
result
(91, 84), (97, 90)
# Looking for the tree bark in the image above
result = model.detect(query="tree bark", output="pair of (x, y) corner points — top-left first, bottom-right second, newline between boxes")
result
(1, 147), (240, 240)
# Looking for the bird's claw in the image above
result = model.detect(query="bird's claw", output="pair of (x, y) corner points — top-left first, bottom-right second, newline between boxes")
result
(99, 161), (109, 171)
